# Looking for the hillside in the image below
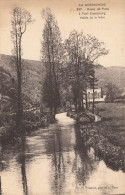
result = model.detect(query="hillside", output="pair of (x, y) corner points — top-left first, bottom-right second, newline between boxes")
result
(0, 54), (125, 109)
(95, 66), (125, 92)
(0, 54), (42, 109)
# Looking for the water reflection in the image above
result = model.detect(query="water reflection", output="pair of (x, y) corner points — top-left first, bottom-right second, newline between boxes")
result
(74, 124), (99, 186)
(0, 176), (2, 195)
(46, 118), (100, 195)
(0, 113), (125, 195)
(17, 137), (28, 195)
(50, 131), (65, 195)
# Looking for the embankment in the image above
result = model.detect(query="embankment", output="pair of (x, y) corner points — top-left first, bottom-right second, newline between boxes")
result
(67, 106), (125, 172)
(0, 110), (54, 142)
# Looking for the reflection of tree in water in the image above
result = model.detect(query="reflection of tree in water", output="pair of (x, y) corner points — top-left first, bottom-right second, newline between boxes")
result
(73, 124), (99, 186)
(0, 140), (16, 195)
(48, 123), (100, 195)
(0, 142), (14, 171)
(50, 129), (66, 195)
(17, 137), (28, 195)
(0, 176), (2, 195)
(0, 136), (29, 195)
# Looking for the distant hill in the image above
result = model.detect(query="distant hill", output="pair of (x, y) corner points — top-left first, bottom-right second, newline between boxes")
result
(95, 66), (125, 93)
(0, 54), (125, 109)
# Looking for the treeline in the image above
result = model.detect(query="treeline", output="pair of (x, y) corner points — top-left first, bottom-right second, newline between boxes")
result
(2, 7), (108, 132)
(41, 8), (108, 117)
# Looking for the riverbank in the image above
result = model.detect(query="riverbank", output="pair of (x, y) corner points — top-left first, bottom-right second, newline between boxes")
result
(95, 103), (125, 148)
(67, 103), (125, 172)
(1, 112), (125, 195)
(67, 109), (95, 123)
(67, 103), (125, 148)
(79, 123), (125, 172)
(0, 110), (55, 142)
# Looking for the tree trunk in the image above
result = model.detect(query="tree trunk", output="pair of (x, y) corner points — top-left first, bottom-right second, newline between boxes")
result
(92, 82), (95, 114)
(81, 92), (84, 110)
(85, 89), (88, 109)
(16, 70), (22, 130)
(16, 37), (23, 132)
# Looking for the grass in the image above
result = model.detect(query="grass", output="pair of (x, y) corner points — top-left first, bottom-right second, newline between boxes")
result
(95, 102), (125, 121)
(94, 102), (125, 148)
(78, 103), (125, 171)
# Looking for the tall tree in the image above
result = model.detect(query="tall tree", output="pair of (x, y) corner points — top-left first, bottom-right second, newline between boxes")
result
(64, 31), (108, 112)
(88, 68), (98, 113)
(41, 8), (63, 118)
(11, 7), (32, 131)
(105, 82), (120, 103)
(64, 30), (85, 111)
(82, 34), (108, 110)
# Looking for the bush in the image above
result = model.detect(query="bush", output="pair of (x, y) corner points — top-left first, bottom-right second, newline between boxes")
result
(23, 111), (40, 122)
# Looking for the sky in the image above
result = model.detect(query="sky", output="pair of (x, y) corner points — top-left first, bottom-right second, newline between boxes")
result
(0, 0), (125, 67)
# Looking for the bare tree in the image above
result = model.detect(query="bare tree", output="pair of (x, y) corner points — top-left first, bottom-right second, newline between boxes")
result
(11, 7), (32, 131)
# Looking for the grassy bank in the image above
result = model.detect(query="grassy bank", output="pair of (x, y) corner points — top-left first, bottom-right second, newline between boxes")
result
(67, 103), (125, 149)
(74, 103), (125, 172)
(79, 123), (125, 172)
(95, 103), (125, 148)
(67, 102), (125, 171)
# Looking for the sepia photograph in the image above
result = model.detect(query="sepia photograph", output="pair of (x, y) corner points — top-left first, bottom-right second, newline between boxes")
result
(0, 0), (125, 194)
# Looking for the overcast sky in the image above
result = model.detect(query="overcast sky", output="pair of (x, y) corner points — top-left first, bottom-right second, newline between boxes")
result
(0, 0), (125, 67)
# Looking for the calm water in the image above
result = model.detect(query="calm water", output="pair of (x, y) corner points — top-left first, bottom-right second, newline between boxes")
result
(0, 113), (125, 195)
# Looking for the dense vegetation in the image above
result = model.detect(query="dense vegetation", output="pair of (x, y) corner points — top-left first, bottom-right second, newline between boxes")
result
(0, 7), (125, 138)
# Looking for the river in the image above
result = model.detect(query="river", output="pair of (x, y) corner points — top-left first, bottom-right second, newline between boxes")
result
(0, 113), (125, 195)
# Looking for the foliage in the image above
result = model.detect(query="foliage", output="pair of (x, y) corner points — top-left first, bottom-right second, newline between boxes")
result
(41, 8), (63, 116)
(105, 82), (120, 102)
(63, 30), (108, 111)
(88, 68), (98, 113)
(0, 66), (17, 112)
(0, 54), (41, 110)
(11, 7), (32, 130)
